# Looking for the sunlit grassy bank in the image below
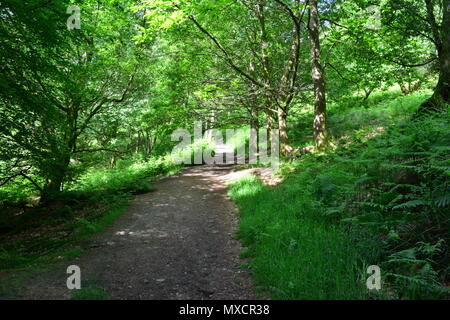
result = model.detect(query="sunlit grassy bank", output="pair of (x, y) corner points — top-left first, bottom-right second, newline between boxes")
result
(230, 90), (449, 299)
(229, 174), (374, 299)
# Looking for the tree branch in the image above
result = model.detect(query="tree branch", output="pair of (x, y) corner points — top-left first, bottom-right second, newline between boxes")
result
(20, 173), (42, 192)
(76, 70), (136, 139)
(187, 15), (266, 89)
(75, 148), (123, 154)
(383, 56), (437, 68)
(325, 62), (358, 85)
(320, 17), (349, 30)
(274, 0), (309, 106)
(0, 165), (42, 192)
(108, 71), (136, 103)
(0, 172), (23, 187)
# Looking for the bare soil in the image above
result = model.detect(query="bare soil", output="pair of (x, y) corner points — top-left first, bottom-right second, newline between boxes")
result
(0, 165), (256, 300)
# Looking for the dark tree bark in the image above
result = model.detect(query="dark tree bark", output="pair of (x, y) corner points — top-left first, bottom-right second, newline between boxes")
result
(40, 154), (70, 202)
(418, 0), (450, 113)
(265, 108), (276, 141)
(309, 0), (329, 148)
(250, 108), (259, 131)
(277, 107), (289, 153)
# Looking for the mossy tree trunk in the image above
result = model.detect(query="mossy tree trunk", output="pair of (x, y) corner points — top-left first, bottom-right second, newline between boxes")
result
(418, 0), (450, 113)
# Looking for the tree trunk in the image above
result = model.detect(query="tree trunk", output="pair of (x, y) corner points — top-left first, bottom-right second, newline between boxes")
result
(41, 107), (77, 203)
(40, 155), (70, 203)
(419, 53), (450, 113)
(277, 106), (291, 156)
(309, 0), (329, 149)
(418, 0), (450, 113)
(250, 107), (259, 131)
(265, 104), (275, 143)
(266, 112), (271, 130)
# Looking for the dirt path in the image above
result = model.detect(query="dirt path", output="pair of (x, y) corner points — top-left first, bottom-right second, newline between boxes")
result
(0, 165), (255, 300)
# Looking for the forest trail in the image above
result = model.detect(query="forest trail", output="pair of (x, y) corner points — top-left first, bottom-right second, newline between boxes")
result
(0, 164), (255, 300)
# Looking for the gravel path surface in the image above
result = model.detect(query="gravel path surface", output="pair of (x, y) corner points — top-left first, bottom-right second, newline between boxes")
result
(0, 165), (255, 300)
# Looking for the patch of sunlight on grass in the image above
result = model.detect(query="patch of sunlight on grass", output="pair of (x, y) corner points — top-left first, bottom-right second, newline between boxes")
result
(228, 173), (373, 300)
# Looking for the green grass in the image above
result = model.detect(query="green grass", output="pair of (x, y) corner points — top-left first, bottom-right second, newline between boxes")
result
(71, 285), (109, 300)
(229, 89), (449, 300)
(229, 174), (377, 299)
(289, 88), (433, 148)
(72, 156), (179, 194)
(170, 138), (214, 165)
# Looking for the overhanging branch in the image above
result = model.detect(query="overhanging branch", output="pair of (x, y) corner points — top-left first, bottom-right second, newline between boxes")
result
(187, 15), (266, 89)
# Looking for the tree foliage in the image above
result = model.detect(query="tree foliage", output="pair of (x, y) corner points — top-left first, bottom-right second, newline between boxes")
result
(0, 0), (448, 299)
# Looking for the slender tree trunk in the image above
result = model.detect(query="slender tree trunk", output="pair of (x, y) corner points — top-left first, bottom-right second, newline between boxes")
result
(145, 131), (151, 156)
(265, 106), (275, 147)
(136, 131), (141, 153)
(250, 107), (259, 131)
(418, 0), (450, 113)
(277, 106), (291, 156)
(309, 0), (329, 149)
(110, 155), (116, 169)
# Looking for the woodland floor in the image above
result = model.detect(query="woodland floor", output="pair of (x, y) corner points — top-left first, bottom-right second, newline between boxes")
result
(0, 165), (257, 300)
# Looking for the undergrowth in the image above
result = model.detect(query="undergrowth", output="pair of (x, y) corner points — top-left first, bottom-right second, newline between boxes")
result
(230, 90), (449, 299)
(229, 175), (375, 299)
(0, 156), (181, 270)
